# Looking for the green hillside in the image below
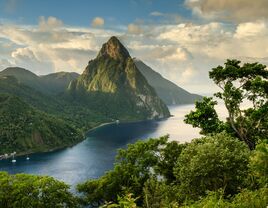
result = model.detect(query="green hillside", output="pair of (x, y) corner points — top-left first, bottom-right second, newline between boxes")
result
(0, 93), (82, 155)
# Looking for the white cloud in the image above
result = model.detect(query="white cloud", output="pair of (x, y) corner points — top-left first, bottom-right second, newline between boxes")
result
(0, 15), (268, 94)
(91, 17), (105, 27)
(234, 21), (268, 39)
(39, 16), (63, 31)
(185, 0), (268, 22)
(179, 66), (197, 83)
(150, 11), (164, 16)
(127, 23), (143, 35)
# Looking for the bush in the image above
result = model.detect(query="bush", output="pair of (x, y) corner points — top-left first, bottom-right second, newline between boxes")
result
(249, 142), (268, 186)
(174, 132), (250, 200)
(0, 172), (78, 208)
(183, 188), (268, 208)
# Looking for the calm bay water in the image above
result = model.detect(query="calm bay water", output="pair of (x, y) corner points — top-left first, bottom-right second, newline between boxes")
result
(0, 105), (200, 188)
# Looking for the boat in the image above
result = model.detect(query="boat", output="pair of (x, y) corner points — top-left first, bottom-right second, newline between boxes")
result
(11, 152), (16, 163)
(116, 120), (120, 124)
(26, 155), (30, 160)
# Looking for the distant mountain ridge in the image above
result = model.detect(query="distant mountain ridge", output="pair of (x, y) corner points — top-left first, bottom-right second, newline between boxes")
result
(0, 67), (79, 95)
(67, 36), (170, 120)
(134, 59), (202, 105)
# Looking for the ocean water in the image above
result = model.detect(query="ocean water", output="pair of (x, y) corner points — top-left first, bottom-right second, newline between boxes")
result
(0, 104), (201, 188)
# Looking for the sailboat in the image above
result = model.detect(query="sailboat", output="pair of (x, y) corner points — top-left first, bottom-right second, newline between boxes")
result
(11, 154), (16, 163)
(11, 152), (17, 163)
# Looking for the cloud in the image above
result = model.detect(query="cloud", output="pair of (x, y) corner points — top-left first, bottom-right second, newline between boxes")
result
(91, 17), (105, 27)
(0, 16), (116, 74)
(11, 47), (55, 74)
(150, 11), (164, 16)
(179, 66), (197, 83)
(234, 21), (268, 39)
(185, 0), (268, 22)
(39, 16), (63, 31)
(0, 14), (268, 94)
(0, 58), (13, 70)
(127, 23), (144, 35)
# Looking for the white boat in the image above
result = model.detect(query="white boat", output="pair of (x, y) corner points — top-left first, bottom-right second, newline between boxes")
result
(11, 152), (16, 163)
(26, 156), (30, 160)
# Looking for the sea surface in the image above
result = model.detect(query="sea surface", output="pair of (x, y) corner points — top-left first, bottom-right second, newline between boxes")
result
(0, 105), (201, 189)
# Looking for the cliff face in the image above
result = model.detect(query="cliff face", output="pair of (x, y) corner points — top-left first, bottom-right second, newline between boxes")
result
(68, 36), (170, 120)
(134, 59), (202, 105)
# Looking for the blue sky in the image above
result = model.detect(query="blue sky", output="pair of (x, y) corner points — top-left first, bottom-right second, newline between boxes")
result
(0, 0), (192, 26)
(0, 0), (268, 94)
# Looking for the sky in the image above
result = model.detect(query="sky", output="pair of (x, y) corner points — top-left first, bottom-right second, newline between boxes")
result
(0, 0), (268, 94)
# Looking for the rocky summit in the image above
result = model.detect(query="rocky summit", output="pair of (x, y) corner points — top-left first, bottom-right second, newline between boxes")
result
(68, 36), (170, 121)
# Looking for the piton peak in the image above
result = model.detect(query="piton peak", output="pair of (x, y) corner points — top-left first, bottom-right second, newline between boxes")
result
(97, 36), (130, 60)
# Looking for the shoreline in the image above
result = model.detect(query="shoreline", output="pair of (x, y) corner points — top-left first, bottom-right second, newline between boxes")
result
(86, 121), (117, 133)
(0, 121), (117, 159)
(0, 115), (171, 160)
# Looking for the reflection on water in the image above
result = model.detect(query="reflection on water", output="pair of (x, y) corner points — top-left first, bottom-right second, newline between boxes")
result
(0, 104), (201, 188)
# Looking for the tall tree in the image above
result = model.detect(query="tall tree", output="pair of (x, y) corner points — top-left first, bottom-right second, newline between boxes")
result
(185, 59), (268, 149)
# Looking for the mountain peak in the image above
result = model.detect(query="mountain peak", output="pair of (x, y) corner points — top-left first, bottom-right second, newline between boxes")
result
(97, 36), (130, 60)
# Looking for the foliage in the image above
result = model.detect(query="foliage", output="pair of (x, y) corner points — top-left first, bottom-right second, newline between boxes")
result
(184, 97), (225, 135)
(185, 59), (268, 149)
(0, 93), (82, 154)
(183, 188), (268, 208)
(249, 141), (268, 186)
(101, 194), (138, 208)
(174, 132), (250, 200)
(0, 172), (78, 208)
(0, 76), (109, 155)
(142, 177), (178, 208)
(77, 136), (185, 206)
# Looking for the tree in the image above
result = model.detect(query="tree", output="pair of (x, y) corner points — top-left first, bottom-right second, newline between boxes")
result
(174, 132), (250, 200)
(0, 172), (78, 208)
(101, 194), (138, 208)
(184, 97), (225, 135)
(249, 142), (268, 186)
(77, 137), (168, 206)
(77, 136), (185, 207)
(185, 59), (268, 149)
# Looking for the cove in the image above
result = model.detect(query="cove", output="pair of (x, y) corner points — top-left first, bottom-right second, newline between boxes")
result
(0, 105), (200, 189)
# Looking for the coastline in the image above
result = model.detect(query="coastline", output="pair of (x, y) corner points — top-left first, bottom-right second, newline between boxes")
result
(0, 115), (171, 159)
(86, 121), (117, 133)
(0, 121), (117, 159)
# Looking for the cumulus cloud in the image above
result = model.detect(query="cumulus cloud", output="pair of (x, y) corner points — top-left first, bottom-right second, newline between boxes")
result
(91, 17), (105, 27)
(186, 0), (268, 22)
(234, 21), (268, 39)
(179, 66), (197, 83)
(39, 16), (63, 31)
(127, 23), (144, 35)
(0, 16), (115, 74)
(0, 14), (268, 94)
